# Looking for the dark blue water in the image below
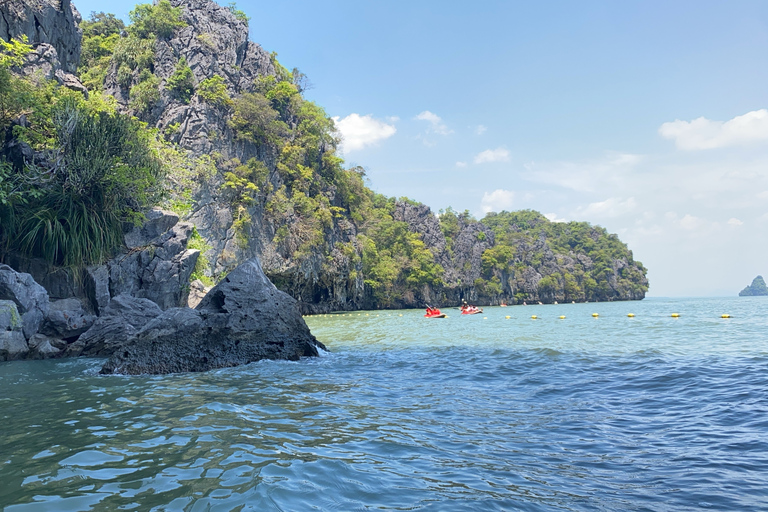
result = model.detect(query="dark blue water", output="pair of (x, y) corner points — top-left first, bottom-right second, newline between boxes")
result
(1, 297), (767, 510)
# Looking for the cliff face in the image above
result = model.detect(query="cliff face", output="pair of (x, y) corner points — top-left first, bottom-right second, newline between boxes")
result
(0, 0), (82, 73)
(2, 0), (649, 312)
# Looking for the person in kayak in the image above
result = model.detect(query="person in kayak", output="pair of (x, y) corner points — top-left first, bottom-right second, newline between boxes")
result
(426, 306), (442, 316)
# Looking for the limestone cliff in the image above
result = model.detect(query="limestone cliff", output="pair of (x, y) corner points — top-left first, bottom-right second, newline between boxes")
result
(1, 0), (649, 312)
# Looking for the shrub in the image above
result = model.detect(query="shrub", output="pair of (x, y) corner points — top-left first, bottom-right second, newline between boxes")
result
(129, 0), (187, 39)
(197, 75), (231, 107)
(129, 70), (160, 114)
(166, 57), (194, 103)
(6, 104), (164, 267)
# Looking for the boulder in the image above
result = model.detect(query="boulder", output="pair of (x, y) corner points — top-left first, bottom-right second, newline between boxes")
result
(101, 257), (325, 375)
(42, 298), (97, 339)
(0, 330), (28, 361)
(27, 334), (63, 359)
(66, 295), (163, 357)
(0, 264), (50, 340)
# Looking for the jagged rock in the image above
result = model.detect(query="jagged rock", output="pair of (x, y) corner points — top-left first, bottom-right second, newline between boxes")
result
(0, 300), (22, 332)
(0, 0), (82, 74)
(0, 300), (28, 360)
(0, 264), (50, 340)
(0, 330), (28, 361)
(100, 257), (325, 375)
(42, 298), (96, 339)
(187, 279), (210, 308)
(27, 334), (62, 359)
(124, 209), (181, 249)
(84, 265), (111, 315)
(66, 294), (163, 357)
(110, 221), (200, 309)
(54, 69), (88, 97)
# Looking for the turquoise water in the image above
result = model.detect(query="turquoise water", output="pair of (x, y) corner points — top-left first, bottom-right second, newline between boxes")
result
(1, 297), (767, 510)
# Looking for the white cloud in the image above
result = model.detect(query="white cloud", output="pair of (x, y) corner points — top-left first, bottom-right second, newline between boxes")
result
(679, 213), (705, 231)
(480, 189), (514, 214)
(415, 110), (452, 135)
(544, 212), (567, 223)
(578, 197), (637, 218)
(332, 113), (397, 153)
(524, 152), (642, 192)
(475, 125), (487, 135)
(455, 161), (467, 167)
(659, 109), (768, 150)
(474, 147), (511, 164)
(758, 190), (768, 200)
(728, 217), (743, 226)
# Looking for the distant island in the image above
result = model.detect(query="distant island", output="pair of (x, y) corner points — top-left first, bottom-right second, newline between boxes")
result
(739, 276), (768, 296)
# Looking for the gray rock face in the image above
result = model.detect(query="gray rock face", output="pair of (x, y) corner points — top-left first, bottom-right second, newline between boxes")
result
(0, 300), (28, 361)
(100, 257), (325, 375)
(187, 279), (209, 308)
(109, 221), (200, 310)
(42, 298), (96, 339)
(0, 0), (82, 74)
(66, 294), (163, 357)
(27, 334), (63, 359)
(124, 209), (180, 249)
(0, 264), (50, 340)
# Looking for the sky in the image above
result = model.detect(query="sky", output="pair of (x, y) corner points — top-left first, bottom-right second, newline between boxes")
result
(72, 0), (768, 297)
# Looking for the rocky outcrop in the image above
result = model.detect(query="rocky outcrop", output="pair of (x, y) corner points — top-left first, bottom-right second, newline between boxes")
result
(100, 257), (325, 375)
(0, 264), (50, 340)
(66, 294), (163, 357)
(109, 211), (200, 310)
(739, 275), (768, 296)
(4, 209), (200, 312)
(0, 300), (27, 360)
(0, 0), (83, 74)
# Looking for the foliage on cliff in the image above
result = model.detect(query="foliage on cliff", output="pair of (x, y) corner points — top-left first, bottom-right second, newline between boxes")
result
(470, 210), (647, 303)
(0, 37), (183, 267)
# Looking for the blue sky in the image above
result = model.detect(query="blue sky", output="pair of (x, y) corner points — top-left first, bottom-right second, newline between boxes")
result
(73, 0), (768, 296)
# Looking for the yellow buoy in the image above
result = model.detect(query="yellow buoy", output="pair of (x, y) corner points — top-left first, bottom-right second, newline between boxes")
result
(721, 314), (731, 318)
(592, 313), (599, 318)
(483, 316), (487, 319)
(627, 313), (635, 317)
(671, 313), (680, 318)
(399, 314), (403, 317)
(531, 315), (538, 319)
(505, 315), (511, 319)
(559, 315), (566, 319)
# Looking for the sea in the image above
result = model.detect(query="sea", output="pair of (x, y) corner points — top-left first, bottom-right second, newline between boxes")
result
(1, 297), (766, 511)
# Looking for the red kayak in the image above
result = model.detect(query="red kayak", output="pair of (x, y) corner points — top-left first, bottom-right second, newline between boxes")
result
(425, 313), (446, 318)
(461, 307), (483, 315)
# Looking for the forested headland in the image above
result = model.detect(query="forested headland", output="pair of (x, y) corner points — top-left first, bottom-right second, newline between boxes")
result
(0, 0), (648, 313)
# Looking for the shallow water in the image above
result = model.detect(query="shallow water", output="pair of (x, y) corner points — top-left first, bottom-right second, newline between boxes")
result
(1, 297), (767, 510)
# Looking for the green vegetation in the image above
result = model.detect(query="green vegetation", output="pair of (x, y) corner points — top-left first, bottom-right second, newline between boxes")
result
(227, 2), (250, 23)
(197, 75), (231, 107)
(462, 210), (648, 303)
(128, 0), (186, 40)
(78, 12), (124, 91)
(166, 57), (194, 103)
